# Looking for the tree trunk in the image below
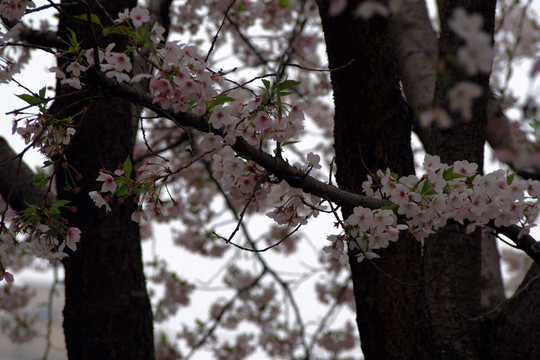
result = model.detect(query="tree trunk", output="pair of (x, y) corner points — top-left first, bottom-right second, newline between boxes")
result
(422, 1), (495, 357)
(55, 1), (155, 359)
(317, 1), (432, 358)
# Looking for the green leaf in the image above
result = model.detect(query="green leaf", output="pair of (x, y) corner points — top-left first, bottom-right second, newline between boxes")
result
(160, 332), (168, 343)
(74, 13), (102, 26)
(17, 94), (42, 106)
(507, 172), (515, 186)
(38, 87), (46, 98)
(261, 79), (271, 91)
(276, 79), (301, 92)
(67, 28), (79, 49)
(195, 319), (206, 328)
(123, 156), (133, 178)
(32, 173), (49, 187)
(207, 93), (236, 109)
(53, 199), (71, 207)
(442, 166), (453, 181)
(420, 179), (431, 194)
(116, 184), (129, 197)
(281, 140), (300, 146)
(278, 0), (290, 6)
(50, 199), (71, 214)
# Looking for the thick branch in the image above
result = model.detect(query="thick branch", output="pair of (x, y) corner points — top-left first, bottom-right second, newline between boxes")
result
(496, 224), (540, 265)
(484, 264), (540, 359)
(19, 28), (61, 49)
(100, 72), (540, 264)
(102, 74), (385, 210)
(0, 137), (55, 211)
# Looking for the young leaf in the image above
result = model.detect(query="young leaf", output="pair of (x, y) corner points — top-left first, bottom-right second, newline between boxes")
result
(123, 156), (133, 178)
(276, 79), (301, 92)
(74, 13), (102, 26)
(507, 172), (515, 186)
(261, 79), (271, 91)
(207, 93), (235, 109)
(32, 173), (49, 187)
(16, 94), (42, 106)
(116, 184), (130, 197)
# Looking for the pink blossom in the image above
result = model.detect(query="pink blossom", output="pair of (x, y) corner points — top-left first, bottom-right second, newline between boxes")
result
(66, 227), (81, 251)
(447, 81), (483, 120)
(253, 111), (273, 131)
(306, 152), (322, 170)
(209, 106), (233, 128)
(0, 0), (34, 22)
(150, 23), (165, 43)
(448, 7), (484, 41)
(66, 62), (87, 77)
(96, 172), (117, 193)
(62, 127), (76, 145)
(106, 53), (132, 73)
(418, 108), (452, 128)
(60, 77), (82, 90)
(115, 8), (129, 23)
(328, 0), (347, 16)
(89, 191), (112, 212)
(130, 7), (149, 28)
(355, 1), (389, 19)
(131, 208), (148, 223)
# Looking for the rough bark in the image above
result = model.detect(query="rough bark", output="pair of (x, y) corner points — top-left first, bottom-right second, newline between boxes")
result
(484, 264), (540, 359)
(0, 137), (55, 210)
(422, 1), (496, 357)
(54, 1), (154, 359)
(317, 1), (432, 359)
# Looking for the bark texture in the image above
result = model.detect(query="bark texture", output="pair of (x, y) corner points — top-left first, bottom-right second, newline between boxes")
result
(54, 1), (154, 359)
(317, 1), (540, 359)
(317, 1), (432, 359)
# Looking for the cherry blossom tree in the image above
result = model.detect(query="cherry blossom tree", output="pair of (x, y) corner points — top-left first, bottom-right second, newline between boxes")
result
(1, 0), (540, 359)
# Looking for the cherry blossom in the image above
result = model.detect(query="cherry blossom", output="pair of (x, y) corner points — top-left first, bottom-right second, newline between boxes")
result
(129, 6), (149, 28)
(328, 0), (347, 16)
(418, 108), (452, 128)
(66, 227), (81, 251)
(447, 81), (483, 120)
(355, 1), (390, 19)
(89, 191), (112, 212)
(0, 0), (34, 22)
(96, 172), (117, 193)
(150, 23), (166, 43)
(448, 7), (484, 41)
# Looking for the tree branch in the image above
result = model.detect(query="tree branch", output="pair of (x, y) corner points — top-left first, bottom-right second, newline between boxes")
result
(0, 137), (55, 211)
(483, 264), (540, 359)
(98, 73), (540, 265)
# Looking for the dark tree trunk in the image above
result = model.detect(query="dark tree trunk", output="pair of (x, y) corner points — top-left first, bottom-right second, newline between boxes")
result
(422, 1), (496, 357)
(317, 1), (432, 359)
(54, 1), (155, 359)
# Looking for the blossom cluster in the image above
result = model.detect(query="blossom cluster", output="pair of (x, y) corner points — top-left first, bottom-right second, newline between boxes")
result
(13, 115), (76, 157)
(324, 207), (406, 262)
(0, 283), (37, 343)
(54, 40), (135, 90)
(324, 154), (540, 262)
(418, 7), (495, 128)
(0, 0), (34, 22)
(1, 202), (81, 271)
(448, 7), (495, 76)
